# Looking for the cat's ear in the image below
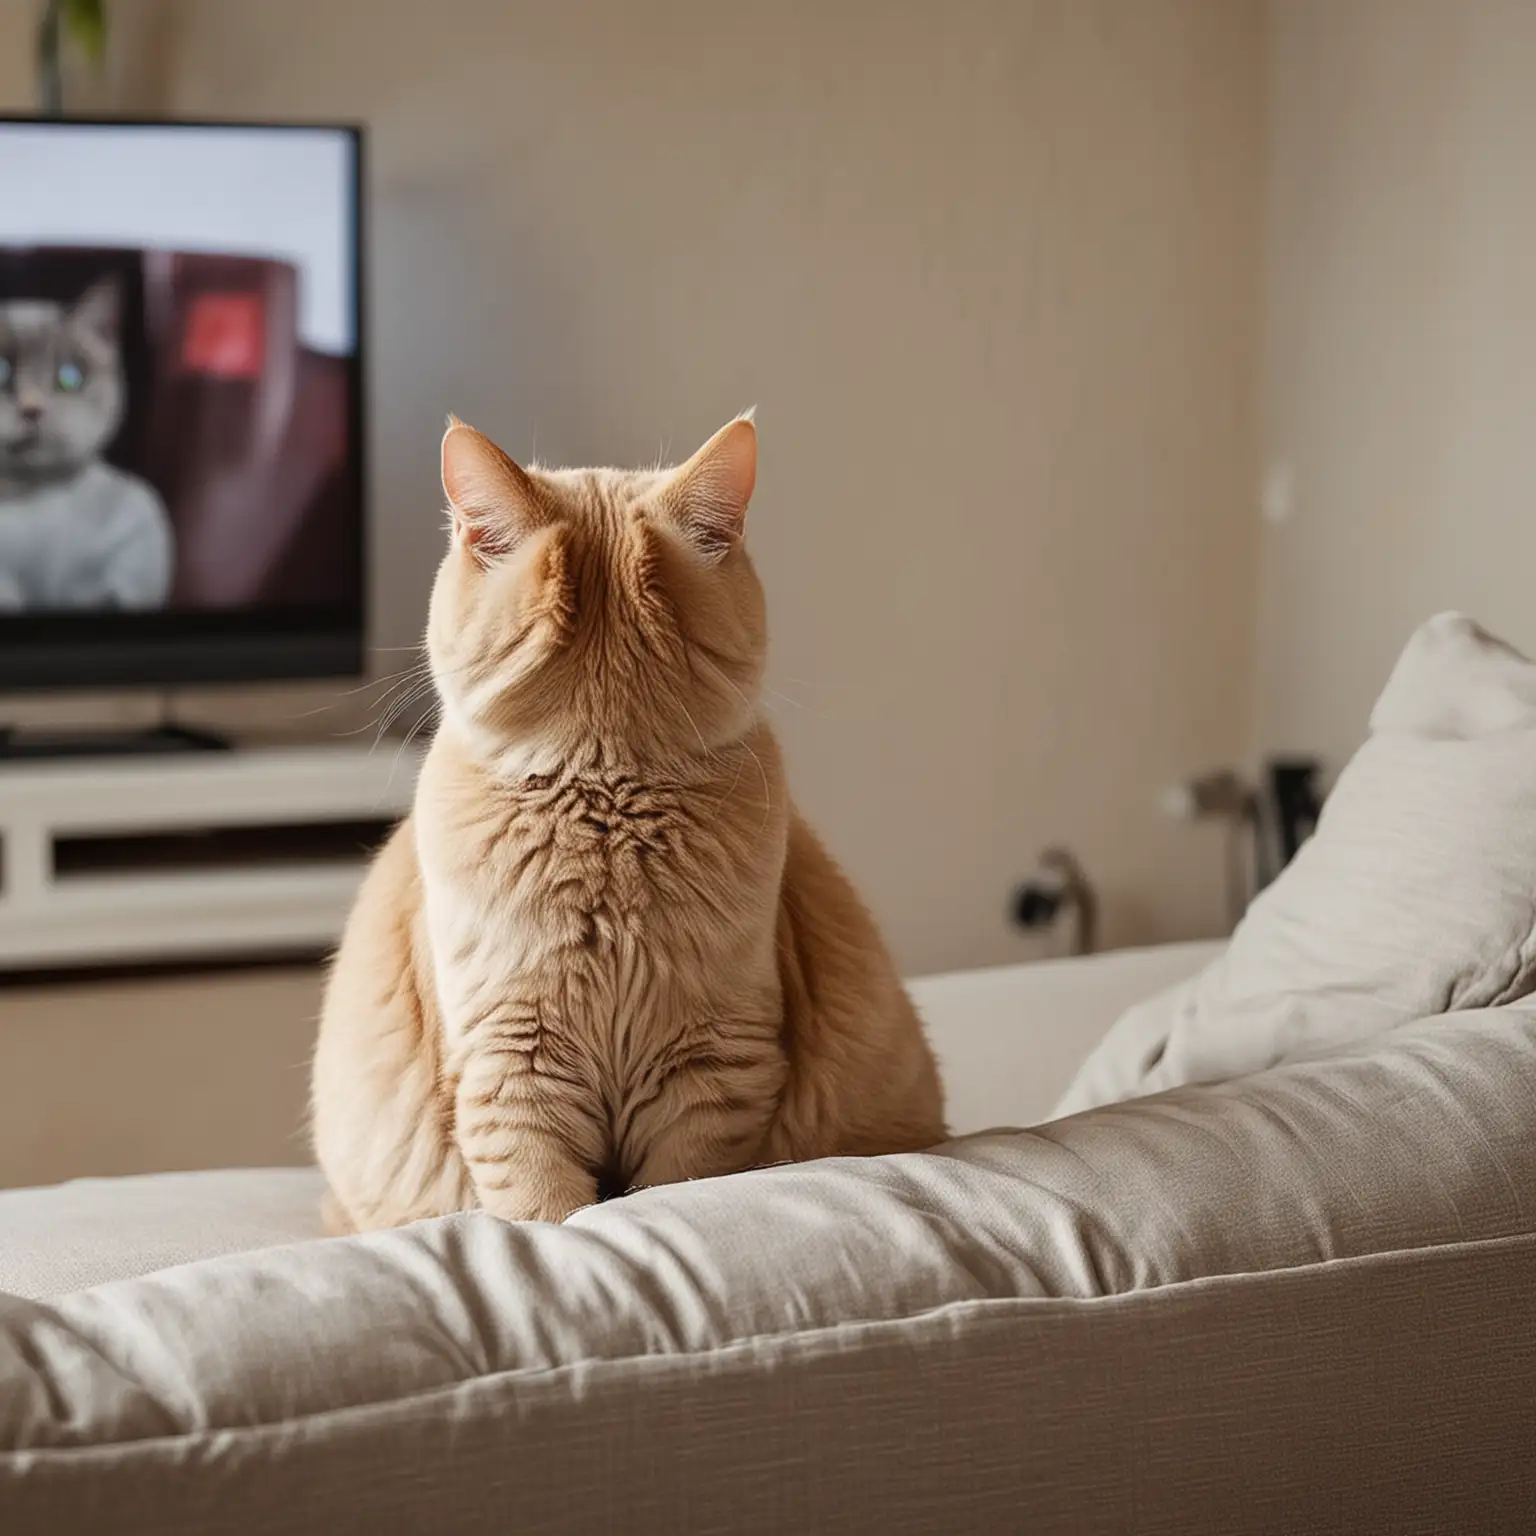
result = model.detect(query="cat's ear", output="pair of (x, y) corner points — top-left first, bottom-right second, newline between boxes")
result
(441, 415), (544, 561)
(658, 412), (757, 562)
(70, 277), (120, 342)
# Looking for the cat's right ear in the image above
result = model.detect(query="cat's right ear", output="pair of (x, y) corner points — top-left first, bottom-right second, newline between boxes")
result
(658, 413), (757, 562)
(441, 416), (544, 562)
(71, 277), (121, 342)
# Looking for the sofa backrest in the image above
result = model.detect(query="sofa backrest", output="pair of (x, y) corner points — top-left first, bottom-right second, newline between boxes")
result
(3, 1000), (1534, 1530)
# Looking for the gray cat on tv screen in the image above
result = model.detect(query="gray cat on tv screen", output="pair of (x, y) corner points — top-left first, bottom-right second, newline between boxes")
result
(0, 120), (364, 692)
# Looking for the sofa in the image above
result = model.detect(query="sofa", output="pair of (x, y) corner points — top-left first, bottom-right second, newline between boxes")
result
(3, 611), (1536, 1534)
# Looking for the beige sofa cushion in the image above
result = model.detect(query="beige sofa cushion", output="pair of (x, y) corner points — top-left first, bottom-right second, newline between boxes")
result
(1057, 612), (1536, 1116)
(4, 1001), (1535, 1531)
(0, 1168), (325, 1300)
(3, 1000), (1532, 1455)
(912, 939), (1220, 1133)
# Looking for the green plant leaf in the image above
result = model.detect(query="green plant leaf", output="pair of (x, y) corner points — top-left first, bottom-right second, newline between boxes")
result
(60, 0), (106, 62)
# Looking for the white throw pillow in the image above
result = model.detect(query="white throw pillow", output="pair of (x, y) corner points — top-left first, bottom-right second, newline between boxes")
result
(1055, 612), (1536, 1117)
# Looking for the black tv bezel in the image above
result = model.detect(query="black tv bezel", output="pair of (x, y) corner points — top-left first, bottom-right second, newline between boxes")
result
(0, 115), (367, 695)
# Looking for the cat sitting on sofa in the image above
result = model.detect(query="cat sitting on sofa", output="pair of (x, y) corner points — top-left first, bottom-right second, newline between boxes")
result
(0, 275), (173, 611)
(313, 414), (946, 1230)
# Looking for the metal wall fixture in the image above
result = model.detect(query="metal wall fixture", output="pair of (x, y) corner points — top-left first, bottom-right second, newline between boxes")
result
(1010, 847), (1098, 956)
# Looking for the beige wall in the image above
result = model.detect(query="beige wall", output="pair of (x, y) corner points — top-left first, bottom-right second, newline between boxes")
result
(5, 0), (1265, 967)
(0, 0), (1263, 1182)
(1257, 0), (1536, 762)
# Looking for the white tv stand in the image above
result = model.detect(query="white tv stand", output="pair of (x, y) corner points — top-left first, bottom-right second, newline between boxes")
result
(0, 742), (422, 973)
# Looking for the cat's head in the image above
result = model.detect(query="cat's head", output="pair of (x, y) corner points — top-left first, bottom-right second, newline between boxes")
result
(427, 414), (767, 769)
(0, 278), (125, 484)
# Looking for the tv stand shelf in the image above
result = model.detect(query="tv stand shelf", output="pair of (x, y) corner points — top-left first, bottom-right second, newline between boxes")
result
(0, 743), (422, 974)
(0, 722), (234, 760)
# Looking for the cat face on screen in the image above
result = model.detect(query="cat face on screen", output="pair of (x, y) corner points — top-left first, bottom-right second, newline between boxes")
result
(0, 277), (125, 487)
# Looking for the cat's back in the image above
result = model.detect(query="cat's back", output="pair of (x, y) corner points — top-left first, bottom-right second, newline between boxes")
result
(414, 724), (790, 1023)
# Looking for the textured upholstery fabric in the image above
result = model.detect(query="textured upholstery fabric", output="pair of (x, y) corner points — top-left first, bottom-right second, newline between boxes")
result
(0, 1168), (326, 1300)
(4, 1235), (1532, 1535)
(1057, 612), (1536, 1116)
(3, 1001), (1535, 1530)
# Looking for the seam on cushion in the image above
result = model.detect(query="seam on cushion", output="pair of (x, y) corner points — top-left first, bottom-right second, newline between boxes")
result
(1488, 904), (1536, 1009)
(4, 1227), (1536, 1461)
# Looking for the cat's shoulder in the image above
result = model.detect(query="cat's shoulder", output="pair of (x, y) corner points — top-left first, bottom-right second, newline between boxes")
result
(80, 459), (161, 498)
(75, 462), (170, 522)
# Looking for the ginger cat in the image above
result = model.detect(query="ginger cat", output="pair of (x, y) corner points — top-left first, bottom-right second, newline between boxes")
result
(311, 414), (944, 1230)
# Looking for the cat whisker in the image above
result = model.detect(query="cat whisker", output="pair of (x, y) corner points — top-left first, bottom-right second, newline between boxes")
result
(763, 687), (814, 714)
(368, 677), (438, 747)
(279, 662), (434, 723)
(384, 700), (440, 798)
(673, 698), (714, 764)
(711, 741), (750, 813)
(373, 695), (435, 749)
(692, 653), (755, 716)
(741, 739), (772, 833)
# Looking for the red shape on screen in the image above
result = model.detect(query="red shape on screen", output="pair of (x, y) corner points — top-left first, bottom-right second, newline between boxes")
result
(181, 291), (266, 378)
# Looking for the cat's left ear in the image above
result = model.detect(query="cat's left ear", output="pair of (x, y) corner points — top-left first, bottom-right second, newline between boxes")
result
(71, 277), (120, 342)
(658, 412), (756, 562)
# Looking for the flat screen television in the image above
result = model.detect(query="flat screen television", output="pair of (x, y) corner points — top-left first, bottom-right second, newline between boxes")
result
(0, 118), (365, 695)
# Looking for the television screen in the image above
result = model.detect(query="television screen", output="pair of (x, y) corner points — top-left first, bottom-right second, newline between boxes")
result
(0, 120), (364, 691)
